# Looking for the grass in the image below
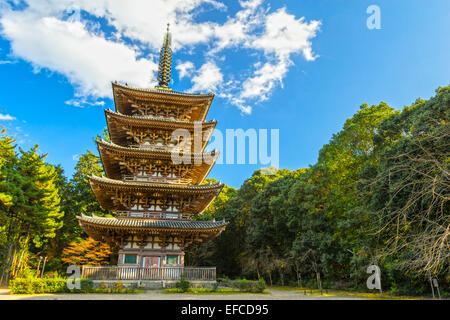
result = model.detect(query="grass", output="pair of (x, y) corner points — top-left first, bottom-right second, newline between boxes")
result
(268, 286), (423, 300)
(11, 288), (145, 296)
(162, 287), (268, 295)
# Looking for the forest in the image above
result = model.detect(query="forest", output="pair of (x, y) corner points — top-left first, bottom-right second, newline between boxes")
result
(0, 86), (448, 295)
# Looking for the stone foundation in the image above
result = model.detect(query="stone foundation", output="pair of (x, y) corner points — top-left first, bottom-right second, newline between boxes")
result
(92, 279), (216, 290)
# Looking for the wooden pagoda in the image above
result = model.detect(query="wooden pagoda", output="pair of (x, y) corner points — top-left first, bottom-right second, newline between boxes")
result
(77, 25), (226, 269)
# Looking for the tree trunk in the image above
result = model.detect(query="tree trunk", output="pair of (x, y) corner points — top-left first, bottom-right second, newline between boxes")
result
(316, 272), (322, 295)
(0, 244), (14, 285)
(297, 272), (302, 288)
(13, 234), (30, 278)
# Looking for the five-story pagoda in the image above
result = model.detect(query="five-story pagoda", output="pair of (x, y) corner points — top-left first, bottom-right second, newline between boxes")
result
(77, 25), (226, 268)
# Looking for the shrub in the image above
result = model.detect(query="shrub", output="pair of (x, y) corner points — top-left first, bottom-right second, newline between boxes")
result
(9, 277), (68, 294)
(222, 278), (266, 293)
(80, 278), (94, 290)
(176, 275), (190, 292)
(10, 277), (95, 294)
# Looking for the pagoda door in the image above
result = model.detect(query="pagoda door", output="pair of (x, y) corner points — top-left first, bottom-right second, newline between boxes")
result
(144, 256), (160, 268)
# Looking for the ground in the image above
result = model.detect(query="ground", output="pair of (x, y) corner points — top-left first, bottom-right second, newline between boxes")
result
(0, 287), (368, 300)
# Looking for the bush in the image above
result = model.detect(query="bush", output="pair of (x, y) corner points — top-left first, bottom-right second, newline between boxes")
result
(10, 277), (68, 294)
(80, 278), (94, 290)
(175, 275), (191, 292)
(219, 278), (266, 293)
(9, 277), (94, 294)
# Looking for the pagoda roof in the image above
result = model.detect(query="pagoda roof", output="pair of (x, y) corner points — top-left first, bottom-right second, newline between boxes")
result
(89, 175), (223, 213)
(105, 109), (215, 150)
(90, 175), (223, 191)
(112, 82), (214, 121)
(77, 214), (227, 245)
(105, 108), (217, 129)
(77, 214), (227, 231)
(96, 139), (218, 184)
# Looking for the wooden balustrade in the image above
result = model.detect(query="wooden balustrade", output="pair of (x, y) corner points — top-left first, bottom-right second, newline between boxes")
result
(114, 211), (186, 219)
(123, 175), (192, 184)
(81, 266), (216, 281)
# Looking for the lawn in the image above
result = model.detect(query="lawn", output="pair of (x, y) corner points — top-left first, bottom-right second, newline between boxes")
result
(162, 287), (268, 295)
(267, 286), (423, 300)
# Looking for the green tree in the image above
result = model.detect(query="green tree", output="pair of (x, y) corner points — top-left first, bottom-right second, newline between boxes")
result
(71, 150), (109, 217)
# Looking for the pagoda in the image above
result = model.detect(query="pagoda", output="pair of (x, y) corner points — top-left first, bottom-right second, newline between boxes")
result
(77, 25), (226, 268)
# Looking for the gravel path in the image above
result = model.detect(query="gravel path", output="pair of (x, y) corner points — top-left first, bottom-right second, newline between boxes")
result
(0, 288), (365, 300)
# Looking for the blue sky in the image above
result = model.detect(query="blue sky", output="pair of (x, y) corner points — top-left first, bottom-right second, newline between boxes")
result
(0, 0), (449, 188)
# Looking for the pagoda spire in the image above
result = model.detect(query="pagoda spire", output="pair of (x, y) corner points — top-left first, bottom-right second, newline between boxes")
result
(156, 23), (172, 89)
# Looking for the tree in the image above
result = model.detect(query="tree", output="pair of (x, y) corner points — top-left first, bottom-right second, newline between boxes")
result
(71, 150), (109, 217)
(0, 143), (63, 283)
(62, 237), (112, 265)
(364, 86), (449, 277)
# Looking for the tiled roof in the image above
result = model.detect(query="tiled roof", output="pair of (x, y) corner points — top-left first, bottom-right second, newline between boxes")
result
(89, 175), (223, 191)
(105, 108), (217, 127)
(96, 139), (218, 159)
(77, 214), (227, 229)
(112, 82), (214, 98)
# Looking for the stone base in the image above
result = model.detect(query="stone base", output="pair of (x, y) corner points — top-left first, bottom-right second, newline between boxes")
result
(92, 280), (216, 290)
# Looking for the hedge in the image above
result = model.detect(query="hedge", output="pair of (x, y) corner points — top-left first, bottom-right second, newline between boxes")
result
(218, 278), (266, 293)
(9, 278), (93, 294)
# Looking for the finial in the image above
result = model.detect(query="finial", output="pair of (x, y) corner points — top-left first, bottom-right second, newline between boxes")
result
(156, 22), (172, 89)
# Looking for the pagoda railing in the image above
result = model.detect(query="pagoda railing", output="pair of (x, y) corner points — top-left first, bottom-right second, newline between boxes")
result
(123, 175), (192, 184)
(129, 144), (181, 152)
(81, 266), (216, 281)
(115, 211), (190, 219)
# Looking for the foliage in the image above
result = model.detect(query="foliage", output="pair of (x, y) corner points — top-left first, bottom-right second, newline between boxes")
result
(187, 86), (449, 295)
(2, 86), (448, 297)
(362, 86), (449, 276)
(218, 278), (266, 293)
(9, 277), (68, 294)
(0, 139), (63, 284)
(61, 237), (112, 265)
(175, 275), (191, 292)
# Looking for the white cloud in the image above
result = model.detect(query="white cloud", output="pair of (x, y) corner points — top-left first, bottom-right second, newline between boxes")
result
(0, 0), (320, 114)
(65, 98), (106, 108)
(176, 61), (194, 79)
(0, 59), (15, 64)
(0, 113), (16, 120)
(251, 8), (320, 61)
(1, 10), (157, 98)
(238, 8), (320, 104)
(190, 61), (223, 92)
(240, 61), (288, 100)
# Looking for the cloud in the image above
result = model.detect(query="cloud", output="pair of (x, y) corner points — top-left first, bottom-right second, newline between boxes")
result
(240, 61), (288, 100)
(176, 61), (194, 79)
(65, 98), (106, 108)
(0, 0), (320, 114)
(0, 59), (16, 64)
(1, 10), (157, 98)
(190, 61), (223, 92)
(0, 113), (16, 120)
(251, 8), (320, 61)
(238, 8), (320, 104)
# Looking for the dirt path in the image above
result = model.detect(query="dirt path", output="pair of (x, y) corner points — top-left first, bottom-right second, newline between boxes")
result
(0, 288), (365, 300)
